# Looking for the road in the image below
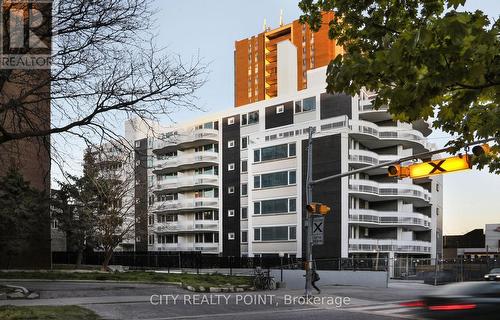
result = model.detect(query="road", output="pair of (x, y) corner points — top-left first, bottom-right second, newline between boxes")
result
(0, 280), (436, 319)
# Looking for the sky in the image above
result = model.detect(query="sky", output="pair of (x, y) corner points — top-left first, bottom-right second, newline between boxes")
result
(52, 1), (500, 235)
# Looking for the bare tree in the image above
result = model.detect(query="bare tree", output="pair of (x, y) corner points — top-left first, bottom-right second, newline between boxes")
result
(0, 0), (207, 148)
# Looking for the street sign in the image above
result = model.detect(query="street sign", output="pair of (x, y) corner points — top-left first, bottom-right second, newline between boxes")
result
(312, 216), (324, 245)
(408, 155), (471, 179)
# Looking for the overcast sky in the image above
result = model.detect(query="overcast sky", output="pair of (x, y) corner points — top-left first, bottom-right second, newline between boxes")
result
(53, 1), (500, 236)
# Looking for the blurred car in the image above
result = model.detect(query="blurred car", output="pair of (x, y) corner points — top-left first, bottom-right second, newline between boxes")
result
(400, 281), (500, 319)
(483, 268), (500, 281)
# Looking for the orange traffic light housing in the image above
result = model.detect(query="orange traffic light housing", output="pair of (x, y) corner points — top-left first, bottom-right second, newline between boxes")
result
(387, 164), (410, 178)
(472, 144), (491, 157)
(306, 202), (331, 215)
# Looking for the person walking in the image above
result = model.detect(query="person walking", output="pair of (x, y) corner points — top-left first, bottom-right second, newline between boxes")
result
(311, 268), (321, 294)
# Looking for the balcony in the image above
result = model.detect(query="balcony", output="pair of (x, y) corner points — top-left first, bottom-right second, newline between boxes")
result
(348, 149), (398, 174)
(154, 174), (219, 192)
(152, 197), (219, 213)
(154, 243), (219, 253)
(153, 151), (219, 174)
(349, 209), (431, 230)
(153, 128), (219, 154)
(349, 179), (431, 206)
(155, 220), (219, 233)
(349, 239), (431, 254)
(357, 100), (391, 122)
(349, 120), (433, 153)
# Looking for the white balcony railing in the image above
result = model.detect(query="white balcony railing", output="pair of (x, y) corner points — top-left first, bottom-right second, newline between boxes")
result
(154, 174), (219, 191)
(154, 129), (219, 150)
(349, 209), (431, 229)
(349, 239), (432, 254)
(154, 152), (219, 171)
(349, 120), (433, 150)
(348, 149), (398, 166)
(349, 179), (431, 203)
(155, 220), (219, 233)
(153, 197), (219, 212)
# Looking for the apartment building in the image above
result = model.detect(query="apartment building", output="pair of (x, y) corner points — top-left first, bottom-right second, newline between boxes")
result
(136, 64), (442, 267)
(234, 12), (343, 106)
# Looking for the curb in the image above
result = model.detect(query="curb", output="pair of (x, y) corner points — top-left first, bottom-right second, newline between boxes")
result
(0, 279), (182, 286)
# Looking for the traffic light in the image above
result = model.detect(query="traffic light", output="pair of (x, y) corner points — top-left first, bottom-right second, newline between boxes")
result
(387, 164), (410, 178)
(306, 202), (331, 215)
(472, 144), (491, 157)
(408, 155), (471, 179)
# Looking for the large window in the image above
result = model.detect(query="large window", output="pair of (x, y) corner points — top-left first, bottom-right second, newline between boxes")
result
(158, 234), (178, 244)
(254, 170), (296, 189)
(254, 198), (296, 215)
(254, 143), (296, 163)
(195, 211), (218, 221)
(157, 214), (178, 223)
(254, 226), (296, 241)
(195, 233), (219, 243)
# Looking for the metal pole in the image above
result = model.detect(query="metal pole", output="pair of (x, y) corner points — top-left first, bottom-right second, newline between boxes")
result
(304, 127), (314, 297)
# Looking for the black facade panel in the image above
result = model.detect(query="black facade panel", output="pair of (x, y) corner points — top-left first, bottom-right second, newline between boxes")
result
(221, 115), (241, 256)
(320, 93), (352, 120)
(301, 134), (343, 259)
(265, 101), (294, 129)
(135, 138), (149, 252)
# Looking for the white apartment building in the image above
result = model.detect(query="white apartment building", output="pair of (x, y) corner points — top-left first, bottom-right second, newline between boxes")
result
(125, 53), (443, 267)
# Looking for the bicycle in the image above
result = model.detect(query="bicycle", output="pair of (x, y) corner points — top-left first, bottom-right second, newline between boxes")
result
(253, 267), (276, 290)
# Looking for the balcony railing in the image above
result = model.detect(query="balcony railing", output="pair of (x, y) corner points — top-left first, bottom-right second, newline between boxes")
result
(154, 174), (219, 191)
(349, 239), (431, 253)
(154, 128), (219, 150)
(349, 179), (431, 202)
(153, 197), (219, 212)
(154, 151), (219, 171)
(348, 149), (397, 166)
(349, 209), (431, 229)
(155, 220), (219, 233)
(349, 120), (433, 150)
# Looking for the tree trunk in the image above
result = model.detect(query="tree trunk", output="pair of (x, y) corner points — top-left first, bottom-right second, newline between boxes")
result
(75, 248), (83, 268)
(102, 249), (114, 271)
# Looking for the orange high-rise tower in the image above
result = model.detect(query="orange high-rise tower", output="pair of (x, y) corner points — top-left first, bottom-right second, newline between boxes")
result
(234, 12), (343, 107)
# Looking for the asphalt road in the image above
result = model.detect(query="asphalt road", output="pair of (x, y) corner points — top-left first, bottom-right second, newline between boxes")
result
(0, 280), (434, 319)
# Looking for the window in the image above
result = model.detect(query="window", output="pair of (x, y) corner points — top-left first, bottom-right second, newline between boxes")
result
(228, 232), (235, 240)
(436, 183), (440, 192)
(148, 235), (155, 245)
(158, 234), (178, 244)
(148, 215), (155, 225)
(135, 141), (141, 148)
(254, 198), (296, 215)
(254, 229), (261, 241)
(228, 209), (235, 217)
(157, 214), (178, 223)
(254, 143), (296, 162)
(195, 211), (218, 220)
(241, 231), (248, 243)
(303, 96), (316, 111)
(228, 140), (235, 148)
(228, 163), (235, 171)
(241, 136), (248, 149)
(241, 207), (248, 220)
(228, 117), (235, 125)
(295, 96), (316, 113)
(248, 111), (259, 124)
(254, 226), (296, 241)
(276, 105), (284, 114)
(254, 170), (296, 189)
(241, 114), (248, 125)
(228, 186), (235, 194)
(241, 183), (248, 196)
(196, 233), (218, 243)
(241, 160), (248, 173)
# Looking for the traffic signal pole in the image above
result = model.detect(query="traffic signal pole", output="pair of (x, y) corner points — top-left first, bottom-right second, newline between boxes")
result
(304, 126), (314, 297)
